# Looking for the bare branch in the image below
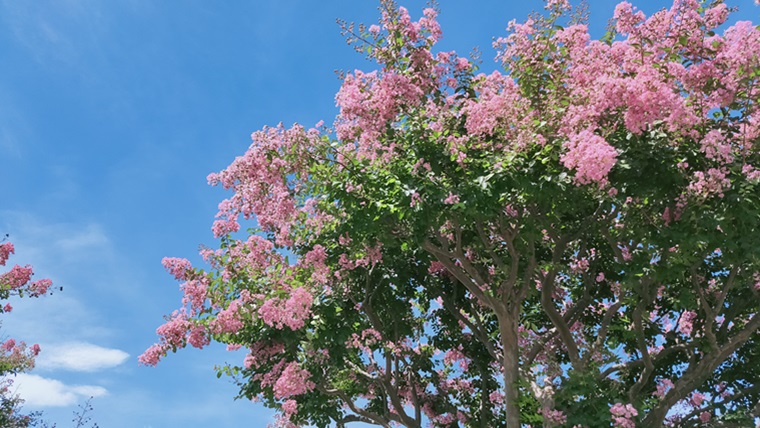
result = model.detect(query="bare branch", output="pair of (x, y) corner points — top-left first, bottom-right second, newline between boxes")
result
(423, 238), (500, 311)
(627, 304), (655, 402)
(539, 239), (581, 368)
(644, 314), (760, 426)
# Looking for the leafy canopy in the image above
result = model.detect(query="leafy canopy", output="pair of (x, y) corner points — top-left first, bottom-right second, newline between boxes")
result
(143, 1), (760, 427)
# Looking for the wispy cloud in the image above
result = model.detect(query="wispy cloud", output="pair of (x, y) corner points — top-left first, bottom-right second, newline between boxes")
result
(0, 212), (134, 345)
(0, 0), (107, 67)
(12, 373), (107, 407)
(37, 342), (128, 372)
(0, 212), (113, 269)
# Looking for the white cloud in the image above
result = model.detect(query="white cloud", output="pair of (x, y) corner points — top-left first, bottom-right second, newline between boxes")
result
(12, 373), (107, 407)
(55, 223), (110, 254)
(37, 342), (129, 372)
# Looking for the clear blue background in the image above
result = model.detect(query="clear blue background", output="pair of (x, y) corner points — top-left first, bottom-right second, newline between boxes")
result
(1, 1), (757, 426)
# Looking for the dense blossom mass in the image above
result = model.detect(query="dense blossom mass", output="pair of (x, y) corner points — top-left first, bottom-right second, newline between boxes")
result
(143, 1), (760, 427)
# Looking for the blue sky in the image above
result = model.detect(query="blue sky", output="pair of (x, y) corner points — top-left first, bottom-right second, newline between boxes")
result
(0, 1), (758, 427)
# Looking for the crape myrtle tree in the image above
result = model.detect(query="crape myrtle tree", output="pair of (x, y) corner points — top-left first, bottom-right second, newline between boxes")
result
(141, 0), (760, 426)
(1, 237), (52, 427)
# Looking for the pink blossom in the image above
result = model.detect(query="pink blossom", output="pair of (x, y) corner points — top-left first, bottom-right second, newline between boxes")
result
(245, 342), (285, 369)
(545, 0), (570, 11)
(273, 361), (315, 399)
(561, 130), (618, 185)
(0, 242), (14, 266)
(364, 243), (383, 266)
(302, 244), (330, 284)
(156, 311), (192, 348)
(138, 343), (167, 366)
(443, 346), (470, 371)
(410, 191), (422, 207)
(187, 326), (209, 349)
(699, 411), (711, 423)
(282, 399), (298, 416)
(213, 299), (245, 334)
(428, 261), (446, 275)
(162, 257), (193, 280)
(29, 279), (52, 296)
(691, 392), (705, 407)
(465, 72), (529, 140)
(655, 378), (674, 398)
(678, 310), (698, 336)
(613, 2), (646, 34)
(688, 168), (731, 198)
(211, 218), (240, 238)
(699, 130), (733, 164)
(704, 4), (728, 29)
(743, 164), (760, 182)
(258, 288), (313, 331)
(443, 192), (460, 205)
(181, 279), (207, 313)
(570, 257), (590, 273)
(0, 265), (33, 289)
(540, 408), (567, 425)
(338, 233), (352, 246)
(610, 403), (638, 428)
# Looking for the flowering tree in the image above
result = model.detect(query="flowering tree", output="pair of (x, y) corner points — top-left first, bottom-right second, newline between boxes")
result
(1, 237), (51, 427)
(142, 1), (760, 426)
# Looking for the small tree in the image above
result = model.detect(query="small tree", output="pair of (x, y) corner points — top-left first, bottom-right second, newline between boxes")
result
(143, 1), (760, 426)
(1, 237), (52, 427)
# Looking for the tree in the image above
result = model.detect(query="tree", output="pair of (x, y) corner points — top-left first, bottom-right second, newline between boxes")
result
(1, 237), (52, 427)
(142, 1), (760, 426)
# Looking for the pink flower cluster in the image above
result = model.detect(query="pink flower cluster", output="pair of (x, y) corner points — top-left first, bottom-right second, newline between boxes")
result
(335, 68), (424, 162)
(545, 0), (571, 11)
(0, 242), (14, 266)
(346, 328), (383, 354)
(443, 346), (470, 371)
(139, 310), (208, 366)
(465, 71), (530, 142)
(258, 287), (313, 330)
(0, 265), (33, 290)
(29, 279), (52, 296)
(245, 342), (286, 370)
(156, 311), (192, 348)
(180, 279), (208, 314)
(302, 244), (330, 285)
(655, 378), (674, 398)
(539, 408), (568, 425)
(560, 130), (618, 185)
(273, 361), (315, 399)
(0, 339), (40, 373)
(678, 310), (698, 336)
(207, 124), (323, 246)
(162, 257), (193, 281)
(610, 403), (638, 428)
(212, 299), (245, 334)
(688, 168), (731, 198)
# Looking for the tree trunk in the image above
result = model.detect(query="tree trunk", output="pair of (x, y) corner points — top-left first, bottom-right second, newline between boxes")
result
(499, 309), (521, 428)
